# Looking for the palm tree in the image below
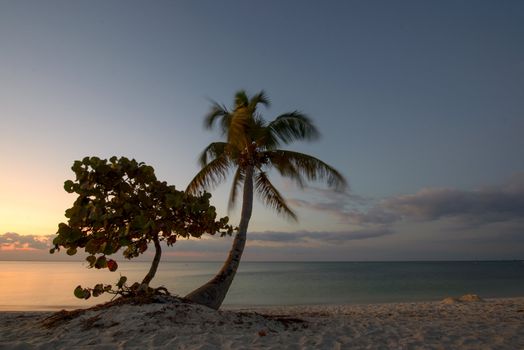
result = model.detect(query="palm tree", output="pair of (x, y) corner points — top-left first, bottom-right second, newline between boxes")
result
(185, 90), (347, 309)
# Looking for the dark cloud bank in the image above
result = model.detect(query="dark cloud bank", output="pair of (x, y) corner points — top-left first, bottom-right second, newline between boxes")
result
(292, 173), (524, 229)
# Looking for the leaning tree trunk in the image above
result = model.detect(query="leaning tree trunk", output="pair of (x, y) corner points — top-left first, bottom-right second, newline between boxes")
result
(141, 234), (162, 287)
(185, 165), (254, 309)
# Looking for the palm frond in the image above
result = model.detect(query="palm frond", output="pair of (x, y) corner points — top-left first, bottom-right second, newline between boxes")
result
(249, 90), (270, 110)
(267, 112), (320, 145)
(254, 171), (297, 221)
(186, 155), (232, 194)
(250, 115), (271, 147)
(198, 142), (229, 167)
(227, 91), (271, 149)
(204, 102), (231, 136)
(227, 167), (245, 212)
(266, 150), (347, 191)
(262, 152), (305, 188)
(227, 108), (251, 150)
(234, 91), (249, 109)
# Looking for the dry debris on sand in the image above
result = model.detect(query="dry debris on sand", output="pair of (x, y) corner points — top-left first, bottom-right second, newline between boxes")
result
(1, 296), (524, 349)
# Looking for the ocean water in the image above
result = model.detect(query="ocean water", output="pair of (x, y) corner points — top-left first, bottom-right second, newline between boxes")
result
(1, 260), (523, 311)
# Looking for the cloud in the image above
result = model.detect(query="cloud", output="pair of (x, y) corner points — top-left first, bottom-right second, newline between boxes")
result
(288, 188), (399, 225)
(288, 186), (375, 224)
(249, 228), (393, 244)
(379, 172), (524, 226)
(0, 232), (53, 251)
(170, 228), (393, 253)
(382, 186), (524, 225)
(288, 187), (368, 210)
(290, 173), (524, 229)
(344, 207), (400, 225)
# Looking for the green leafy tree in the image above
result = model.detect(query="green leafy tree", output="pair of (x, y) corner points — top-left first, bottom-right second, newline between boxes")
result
(185, 90), (347, 309)
(51, 156), (232, 299)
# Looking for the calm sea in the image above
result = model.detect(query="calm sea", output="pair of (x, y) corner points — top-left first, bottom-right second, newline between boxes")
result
(1, 261), (523, 311)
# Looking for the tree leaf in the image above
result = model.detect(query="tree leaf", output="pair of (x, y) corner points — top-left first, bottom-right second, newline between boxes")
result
(86, 255), (96, 266)
(116, 276), (127, 289)
(66, 247), (77, 256)
(74, 286), (90, 299)
(94, 256), (107, 269)
(107, 259), (118, 272)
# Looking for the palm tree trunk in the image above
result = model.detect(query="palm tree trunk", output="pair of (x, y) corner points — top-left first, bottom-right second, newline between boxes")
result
(185, 165), (254, 309)
(141, 234), (162, 287)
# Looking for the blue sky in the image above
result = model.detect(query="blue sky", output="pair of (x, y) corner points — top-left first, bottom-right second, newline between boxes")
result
(1, 0), (523, 261)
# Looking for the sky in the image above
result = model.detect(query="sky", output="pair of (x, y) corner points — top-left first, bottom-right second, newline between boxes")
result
(1, 0), (523, 261)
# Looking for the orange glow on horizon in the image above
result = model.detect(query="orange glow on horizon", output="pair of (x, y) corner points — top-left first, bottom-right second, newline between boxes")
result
(0, 201), (65, 235)
(0, 171), (72, 235)
(0, 242), (38, 251)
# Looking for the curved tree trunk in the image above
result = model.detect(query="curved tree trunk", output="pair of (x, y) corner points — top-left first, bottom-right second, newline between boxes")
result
(141, 234), (162, 287)
(185, 165), (254, 309)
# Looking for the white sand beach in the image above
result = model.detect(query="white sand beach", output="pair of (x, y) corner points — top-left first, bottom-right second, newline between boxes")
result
(1, 296), (523, 349)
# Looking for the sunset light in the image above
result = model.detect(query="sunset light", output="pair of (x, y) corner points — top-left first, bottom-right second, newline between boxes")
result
(0, 1), (523, 348)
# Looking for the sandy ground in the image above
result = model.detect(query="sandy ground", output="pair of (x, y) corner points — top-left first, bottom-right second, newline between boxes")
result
(1, 296), (523, 349)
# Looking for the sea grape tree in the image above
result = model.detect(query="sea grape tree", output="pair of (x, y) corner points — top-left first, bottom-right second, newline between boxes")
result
(51, 156), (232, 298)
